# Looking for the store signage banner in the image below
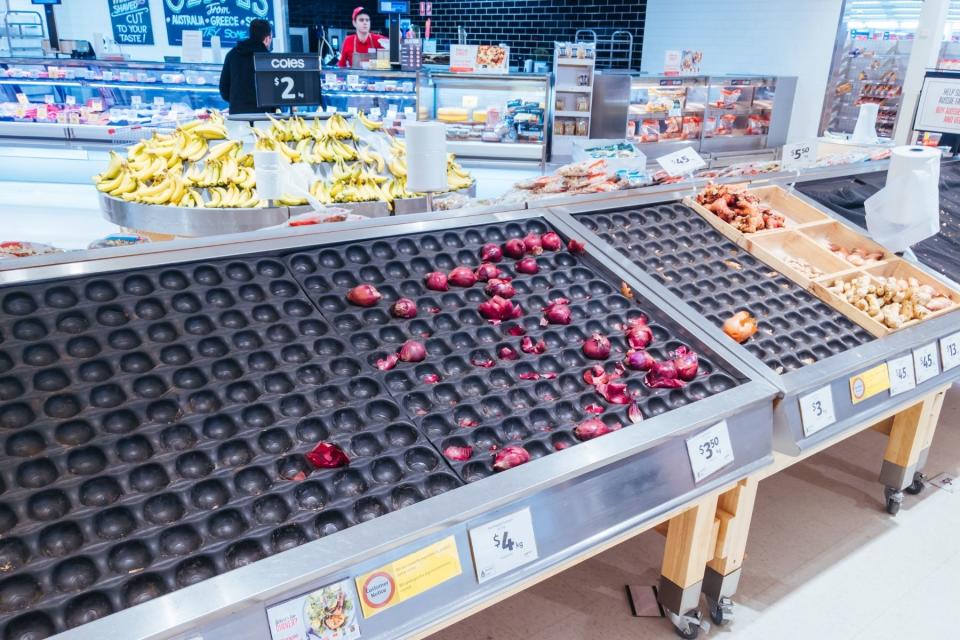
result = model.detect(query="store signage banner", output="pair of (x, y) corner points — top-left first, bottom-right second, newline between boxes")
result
(915, 75), (960, 134)
(108, 0), (154, 45)
(449, 44), (509, 74)
(163, 0), (274, 46)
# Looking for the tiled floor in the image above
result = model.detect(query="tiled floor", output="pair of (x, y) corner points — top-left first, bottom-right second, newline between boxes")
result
(430, 385), (960, 640)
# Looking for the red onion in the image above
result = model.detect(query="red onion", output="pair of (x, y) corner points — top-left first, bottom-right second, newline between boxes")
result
(584, 403), (604, 414)
(498, 346), (519, 360)
(597, 382), (631, 404)
(346, 284), (382, 307)
(672, 346), (699, 381)
(506, 325), (526, 337)
(480, 243), (503, 262)
(475, 263), (502, 282)
(624, 349), (656, 371)
(458, 418), (479, 428)
(398, 340), (426, 362)
(424, 271), (449, 291)
(651, 359), (678, 380)
(568, 239), (585, 254)
(391, 298), (418, 319)
(582, 333), (611, 360)
(574, 418), (614, 441)
(444, 445), (473, 461)
(628, 402), (644, 425)
(448, 266), (477, 288)
(541, 231), (562, 251)
(522, 232), (543, 255)
(306, 442), (350, 469)
(520, 336), (546, 354)
(493, 445), (530, 471)
(515, 257), (539, 275)
(554, 440), (571, 451)
(471, 356), (495, 368)
(518, 371), (540, 380)
(503, 238), (525, 259)
(375, 353), (399, 371)
(485, 278), (516, 298)
(644, 360), (686, 389)
(479, 296), (522, 323)
(543, 299), (572, 325)
(626, 321), (654, 349)
(423, 373), (441, 383)
(541, 372), (557, 379)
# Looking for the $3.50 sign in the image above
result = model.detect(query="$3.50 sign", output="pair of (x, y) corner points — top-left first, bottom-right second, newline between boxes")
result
(685, 421), (734, 483)
(469, 508), (539, 584)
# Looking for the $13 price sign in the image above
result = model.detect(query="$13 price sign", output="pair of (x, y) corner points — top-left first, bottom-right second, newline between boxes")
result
(657, 146), (706, 177)
(468, 508), (539, 584)
(941, 331), (960, 371)
(685, 421), (734, 483)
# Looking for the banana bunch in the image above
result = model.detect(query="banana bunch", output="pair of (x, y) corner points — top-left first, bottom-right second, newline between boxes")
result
(310, 180), (332, 204)
(358, 144), (385, 173)
(124, 174), (188, 205)
(387, 155), (407, 179)
(329, 180), (386, 203)
(180, 112), (229, 139)
(357, 110), (383, 131)
(447, 161), (473, 191)
(176, 131), (208, 162)
(206, 184), (264, 208)
(325, 113), (357, 141)
(252, 130), (301, 163)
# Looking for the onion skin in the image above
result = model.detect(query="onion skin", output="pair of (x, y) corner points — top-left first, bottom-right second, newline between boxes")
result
(568, 239), (586, 254)
(306, 442), (350, 469)
(543, 299), (572, 325)
(346, 284), (382, 307)
(541, 232), (562, 251)
(398, 340), (427, 362)
(506, 325), (526, 336)
(480, 243), (503, 262)
(520, 336), (547, 354)
(391, 298), (418, 319)
(375, 353), (399, 371)
(625, 320), (653, 349)
(424, 271), (449, 291)
(582, 333), (611, 360)
(724, 311), (758, 343)
(444, 445), (473, 461)
(448, 266), (478, 288)
(503, 238), (526, 259)
(628, 402), (644, 424)
(596, 382), (631, 404)
(498, 346), (520, 360)
(518, 371), (541, 380)
(493, 445), (531, 471)
(479, 295), (522, 322)
(423, 373), (441, 383)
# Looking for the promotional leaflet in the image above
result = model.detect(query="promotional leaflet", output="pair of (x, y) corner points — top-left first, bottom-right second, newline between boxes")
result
(163, 0), (274, 46)
(108, 0), (154, 45)
(266, 579), (362, 640)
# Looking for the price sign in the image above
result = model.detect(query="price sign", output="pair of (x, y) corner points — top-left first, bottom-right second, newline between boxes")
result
(65, 95), (76, 106)
(685, 421), (734, 482)
(462, 95), (479, 108)
(468, 508), (538, 584)
(346, 74), (360, 86)
(886, 354), (916, 396)
(15, 93), (28, 106)
(153, 96), (164, 107)
(404, 106), (415, 116)
(324, 72), (337, 85)
(90, 98), (104, 111)
(254, 54), (322, 109)
(781, 139), (819, 170)
(941, 331), (960, 371)
(370, 107), (382, 117)
(799, 385), (837, 436)
(656, 146), (706, 177)
(36, 105), (47, 120)
(913, 342), (941, 384)
(325, 105), (337, 114)
(347, 106), (358, 115)
(43, 95), (54, 105)
(131, 95), (142, 107)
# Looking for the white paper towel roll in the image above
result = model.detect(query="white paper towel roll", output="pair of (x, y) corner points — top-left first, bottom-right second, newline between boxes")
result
(850, 102), (880, 143)
(864, 145), (941, 252)
(254, 150), (284, 200)
(405, 121), (448, 193)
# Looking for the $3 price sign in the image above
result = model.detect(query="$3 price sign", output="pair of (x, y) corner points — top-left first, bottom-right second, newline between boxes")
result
(685, 421), (734, 483)
(469, 508), (539, 584)
(799, 385), (836, 436)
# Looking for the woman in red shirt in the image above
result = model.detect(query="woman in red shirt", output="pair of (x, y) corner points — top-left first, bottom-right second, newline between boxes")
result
(338, 7), (388, 68)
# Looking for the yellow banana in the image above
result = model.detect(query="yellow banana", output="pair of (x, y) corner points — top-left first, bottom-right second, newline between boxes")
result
(357, 110), (383, 131)
(207, 140), (239, 162)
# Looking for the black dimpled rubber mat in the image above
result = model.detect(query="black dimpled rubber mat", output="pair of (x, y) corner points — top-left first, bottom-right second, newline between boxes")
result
(284, 218), (747, 482)
(0, 257), (459, 639)
(575, 202), (876, 373)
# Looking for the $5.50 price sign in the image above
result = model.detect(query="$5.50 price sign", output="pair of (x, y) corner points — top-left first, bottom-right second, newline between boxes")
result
(657, 146), (706, 177)
(469, 508), (539, 584)
(253, 54), (322, 108)
(781, 139), (819, 170)
(685, 421), (734, 483)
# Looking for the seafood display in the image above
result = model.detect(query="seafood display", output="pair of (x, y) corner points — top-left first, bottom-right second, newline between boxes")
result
(826, 274), (955, 329)
(695, 184), (786, 233)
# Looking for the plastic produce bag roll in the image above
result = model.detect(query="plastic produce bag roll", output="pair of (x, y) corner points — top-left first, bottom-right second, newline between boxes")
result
(864, 145), (941, 253)
(405, 121), (448, 193)
(850, 102), (880, 143)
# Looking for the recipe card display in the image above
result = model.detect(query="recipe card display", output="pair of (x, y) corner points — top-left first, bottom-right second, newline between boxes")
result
(267, 579), (362, 640)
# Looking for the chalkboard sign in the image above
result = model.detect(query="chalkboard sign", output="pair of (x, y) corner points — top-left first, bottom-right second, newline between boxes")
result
(108, 0), (154, 45)
(254, 54), (321, 108)
(163, 0), (273, 46)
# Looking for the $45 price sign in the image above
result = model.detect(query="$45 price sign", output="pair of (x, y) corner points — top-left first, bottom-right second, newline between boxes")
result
(469, 508), (539, 584)
(685, 421), (734, 483)
(657, 146), (706, 177)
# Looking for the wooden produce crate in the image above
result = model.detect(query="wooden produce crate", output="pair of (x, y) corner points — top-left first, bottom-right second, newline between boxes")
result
(749, 230), (854, 288)
(800, 220), (894, 269)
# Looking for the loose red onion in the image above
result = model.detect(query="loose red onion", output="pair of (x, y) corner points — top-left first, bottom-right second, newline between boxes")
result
(624, 349), (656, 371)
(522, 232), (543, 255)
(672, 346), (699, 381)
(503, 238), (526, 259)
(475, 263), (502, 282)
(399, 340), (427, 362)
(306, 442), (350, 468)
(444, 445), (473, 461)
(506, 325), (526, 336)
(423, 373), (441, 383)
(584, 403), (604, 414)
(498, 346), (519, 360)
(391, 298), (418, 319)
(471, 356), (495, 368)
(574, 418), (614, 441)
(375, 353), (399, 371)
(346, 284), (382, 307)
(644, 360), (686, 389)
(626, 323), (654, 349)
(424, 271), (449, 291)
(518, 371), (541, 380)
(520, 336), (546, 354)
(541, 231), (562, 251)
(479, 295), (522, 322)
(628, 402), (644, 425)
(582, 333), (611, 360)
(493, 445), (530, 471)
(543, 299), (572, 325)
(485, 278), (516, 298)
(480, 243), (503, 262)
(597, 382), (631, 404)
(568, 239), (585, 254)
(515, 257), (539, 275)
(448, 266), (478, 288)
(554, 440), (571, 451)
(651, 359), (678, 380)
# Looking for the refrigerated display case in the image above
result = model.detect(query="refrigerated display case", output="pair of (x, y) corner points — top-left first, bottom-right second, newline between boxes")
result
(319, 67), (418, 129)
(417, 69), (550, 164)
(0, 57), (225, 141)
(627, 75), (707, 157)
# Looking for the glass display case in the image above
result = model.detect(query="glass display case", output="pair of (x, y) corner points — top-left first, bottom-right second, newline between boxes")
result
(417, 70), (550, 164)
(319, 67), (418, 127)
(0, 57), (225, 141)
(627, 75), (707, 156)
(700, 75), (781, 153)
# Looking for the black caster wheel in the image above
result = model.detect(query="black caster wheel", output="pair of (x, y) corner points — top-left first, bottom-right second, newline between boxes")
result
(709, 601), (725, 625)
(884, 486), (903, 516)
(673, 622), (699, 640)
(904, 472), (926, 495)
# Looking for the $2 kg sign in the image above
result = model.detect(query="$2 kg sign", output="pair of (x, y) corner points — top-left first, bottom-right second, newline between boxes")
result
(469, 508), (539, 584)
(253, 54), (321, 108)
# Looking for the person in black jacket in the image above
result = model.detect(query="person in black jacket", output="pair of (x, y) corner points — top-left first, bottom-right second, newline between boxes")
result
(219, 19), (273, 114)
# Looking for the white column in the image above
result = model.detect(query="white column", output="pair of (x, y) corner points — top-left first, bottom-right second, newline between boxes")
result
(895, 0), (950, 144)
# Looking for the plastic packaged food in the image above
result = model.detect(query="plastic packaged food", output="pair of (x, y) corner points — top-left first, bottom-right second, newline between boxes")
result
(627, 120), (637, 138)
(556, 96), (566, 111)
(704, 116), (717, 137)
(681, 116), (702, 140)
(88, 233), (150, 249)
(746, 114), (764, 135)
(718, 87), (741, 106)
(576, 119), (588, 136)
(576, 95), (589, 111)
(564, 120), (576, 135)
(554, 119), (566, 136)
(640, 119), (660, 142)
(717, 113), (736, 134)
(663, 116), (682, 139)
(0, 240), (63, 259)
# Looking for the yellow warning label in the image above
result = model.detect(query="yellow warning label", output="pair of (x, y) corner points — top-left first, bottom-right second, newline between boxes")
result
(849, 363), (890, 404)
(355, 536), (462, 618)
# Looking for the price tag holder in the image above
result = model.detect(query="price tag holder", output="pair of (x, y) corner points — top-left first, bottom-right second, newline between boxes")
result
(386, 109), (398, 121)
(325, 105), (337, 114)
(43, 94), (54, 105)
(913, 342), (940, 385)
(781, 139), (819, 170)
(468, 508), (539, 584)
(65, 95), (76, 106)
(324, 72), (337, 85)
(36, 105), (47, 120)
(799, 385), (837, 436)
(346, 74), (360, 86)
(370, 107), (382, 117)
(940, 331), (960, 371)
(656, 146), (706, 177)
(131, 95), (142, 107)
(347, 106), (358, 116)
(462, 95), (479, 109)
(153, 96), (165, 107)
(253, 54), (322, 108)
(685, 421), (734, 483)
(15, 93), (28, 106)
(90, 98), (104, 112)
(886, 354), (916, 397)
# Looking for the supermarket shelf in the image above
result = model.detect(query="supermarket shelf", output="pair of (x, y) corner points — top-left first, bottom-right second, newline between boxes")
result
(447, 138), (545, 160)
(321, 90), (416, 98)
(554, 110), (591, 118)
(555, 85), (593, 93)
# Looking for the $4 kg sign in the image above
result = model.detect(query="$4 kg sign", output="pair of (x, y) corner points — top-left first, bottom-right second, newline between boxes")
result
(469, 508), (539, 584)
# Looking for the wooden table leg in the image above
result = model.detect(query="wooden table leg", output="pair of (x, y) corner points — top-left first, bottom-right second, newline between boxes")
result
(658, 493), (719, 628)
(701, 477), (758, 625)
